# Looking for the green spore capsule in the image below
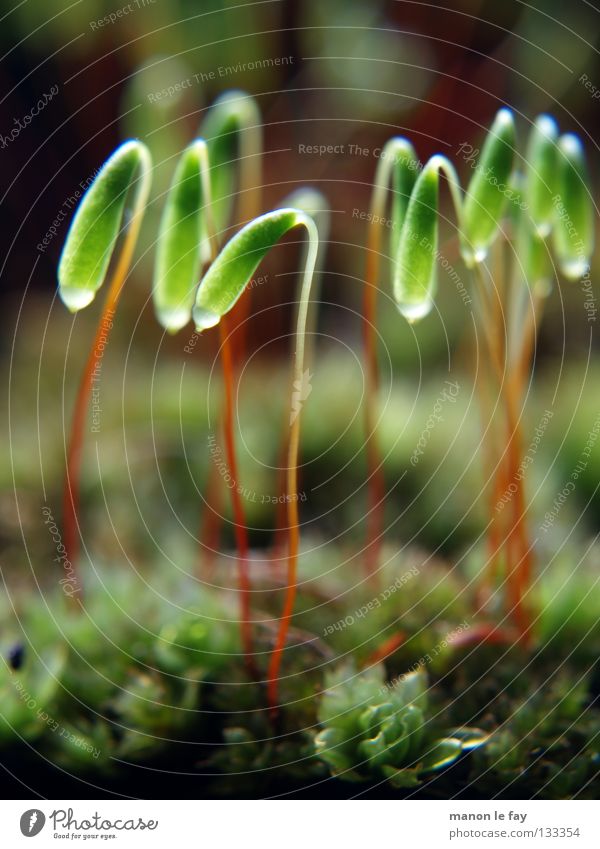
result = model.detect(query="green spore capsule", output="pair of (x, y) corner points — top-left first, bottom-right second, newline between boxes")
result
(462, 109), (516, 266)
(386, 138), (420, 261)
(58, 140), (152, 311)
(393, 155), (462, 323)
(525, 114), (559, 238)
(193, 208), (316, 331)
(553, 133), (594, 281)
(153, 140), (212, 333)
(200, 89), (261, 243)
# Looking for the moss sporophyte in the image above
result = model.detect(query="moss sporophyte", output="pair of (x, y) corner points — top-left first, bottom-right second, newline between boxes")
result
(58, 139), (152, 593)
(57, 97), (594, 727)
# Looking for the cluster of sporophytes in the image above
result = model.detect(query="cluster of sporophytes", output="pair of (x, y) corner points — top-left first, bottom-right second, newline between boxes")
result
(4, 93), (595, 794)
(57, 90), (322, 712)
(361, 108), (594, 644)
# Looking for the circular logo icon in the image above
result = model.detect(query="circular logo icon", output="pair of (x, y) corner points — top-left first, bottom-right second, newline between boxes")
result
(19, 810), (46, 837)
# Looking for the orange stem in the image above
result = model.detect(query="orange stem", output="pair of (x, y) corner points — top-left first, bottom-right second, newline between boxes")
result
(513, 295), (542, 601)
(472, 265), (530, 636)
(479, 437), (509, 610)
(62, 164), (148, 599)
(267, 409), (301, 715)
(447, 622), (520, 649)
(501, 291), (541, 642)
(472, 276), (513, 614)
(362, 631), (406, 667)
(63, 259), (130, 595)
(272, 430), (290, 555)
(474, 331), (505, 610)
(362, 231), (386, 583)
(504, 383), (532, 641)
(198, 147), (261, 572)
(219, 315), (254, 671)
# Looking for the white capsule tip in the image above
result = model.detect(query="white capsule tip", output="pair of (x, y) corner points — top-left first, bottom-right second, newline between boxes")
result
(560, 257), (590, 281)
(192, 304), (221, 331)
(58, 286), (96, 312)
(396, 297), (433, 323)
(155, 304), (192, 334)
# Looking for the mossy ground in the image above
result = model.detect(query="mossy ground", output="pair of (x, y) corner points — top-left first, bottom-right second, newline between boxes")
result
(1, 540), (599, 799)
(2, 299), (599, 798)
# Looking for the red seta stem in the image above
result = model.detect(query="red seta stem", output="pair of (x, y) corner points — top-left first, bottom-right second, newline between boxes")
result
(473, 260), (536, 643)
(62, 166), (147, 602)
(218, 315), (255, 672)
(198, 140), (261, 582)
(362, 231), (386, 584)
(267, 411), (301, 715)
(62, 254), (132, 599)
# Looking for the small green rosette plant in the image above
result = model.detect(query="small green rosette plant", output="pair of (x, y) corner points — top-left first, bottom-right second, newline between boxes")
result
(315, 664), (486, 788)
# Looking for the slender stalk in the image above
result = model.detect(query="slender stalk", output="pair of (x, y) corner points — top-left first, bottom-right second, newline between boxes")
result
(219, 314), (255, 670)
(363, 153), (462, 579)
(362, 254), (385, 582)
(362, 154), (395, 582)
(475, 244), (510, 609)
(504, 378), (532, 639)
(196, 148), (258, 668)
(267, 413), (301, 712)
(273, 195), (328, 557)
(472, 261), (533, 639)
(500, 254), (531, 639)
(363, 631), (406, 667)
(63, 162), (150, 582)
(496, 260), (544, 642)
(272, 435), (290, 556)
(470, 267), (518, 620)
(507, 290), (544, 615)
(193, 209), (318, 706)
(267, 218), (318, 714)
(474, 345), (506, 610)
(199, 104), (262, 570)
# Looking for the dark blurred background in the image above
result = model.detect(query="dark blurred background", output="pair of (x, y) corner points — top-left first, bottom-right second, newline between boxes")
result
(2, 0), (599, 315)
(2, 0), (600, 568)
